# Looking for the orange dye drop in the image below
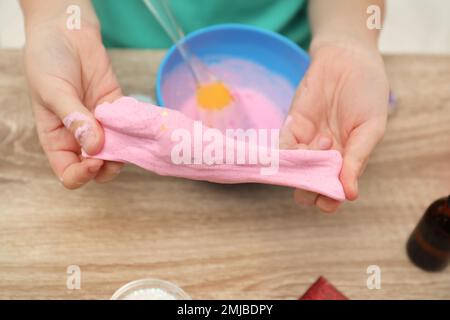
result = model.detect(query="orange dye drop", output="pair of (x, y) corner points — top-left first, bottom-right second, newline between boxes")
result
(196, 82), (233, 110)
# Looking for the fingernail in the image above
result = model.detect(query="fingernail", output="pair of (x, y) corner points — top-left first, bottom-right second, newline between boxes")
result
(282, 115), (293, 128)
(88, 162), (103, 174)
(75, 123), (95, 151)
(317, 136), (332, 150)
(63, 112), (95, 151)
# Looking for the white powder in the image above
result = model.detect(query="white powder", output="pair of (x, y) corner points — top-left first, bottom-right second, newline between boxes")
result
(124, 288), (176, 300)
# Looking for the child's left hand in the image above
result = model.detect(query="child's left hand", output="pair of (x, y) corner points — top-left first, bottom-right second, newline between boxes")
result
(280, 40), (389, 213)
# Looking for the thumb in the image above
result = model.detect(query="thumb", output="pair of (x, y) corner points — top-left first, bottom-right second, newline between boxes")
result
(340, 120), (385, 200)
(48, 91), (104, 155)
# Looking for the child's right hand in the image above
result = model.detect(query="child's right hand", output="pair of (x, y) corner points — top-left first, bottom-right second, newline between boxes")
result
(23, 10), (123, 189)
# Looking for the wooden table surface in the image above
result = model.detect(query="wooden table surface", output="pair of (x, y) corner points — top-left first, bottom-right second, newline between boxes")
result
(0, 49), (449, 300)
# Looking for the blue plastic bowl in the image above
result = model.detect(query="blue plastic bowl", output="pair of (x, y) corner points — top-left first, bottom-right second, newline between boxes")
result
(156, 23), (310, 108)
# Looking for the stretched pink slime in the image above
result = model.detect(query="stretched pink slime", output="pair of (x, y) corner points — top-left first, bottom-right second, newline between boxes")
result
(85, 97), (346, 201)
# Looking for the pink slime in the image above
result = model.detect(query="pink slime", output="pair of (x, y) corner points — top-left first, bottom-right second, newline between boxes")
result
(85, 97), (346, 201)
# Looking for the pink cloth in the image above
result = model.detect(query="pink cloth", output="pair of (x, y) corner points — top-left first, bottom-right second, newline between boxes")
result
(86, 97), (346, 201)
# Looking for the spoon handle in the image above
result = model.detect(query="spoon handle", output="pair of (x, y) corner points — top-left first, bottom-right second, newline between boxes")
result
(142, 0), (215, 84)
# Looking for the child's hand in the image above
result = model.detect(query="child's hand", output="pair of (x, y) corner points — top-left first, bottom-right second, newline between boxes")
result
(23, 14), (123, 189)
(280, 41), (389, 212)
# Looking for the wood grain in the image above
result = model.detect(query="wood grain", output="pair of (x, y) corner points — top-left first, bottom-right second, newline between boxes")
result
(0, 49), (449, 300)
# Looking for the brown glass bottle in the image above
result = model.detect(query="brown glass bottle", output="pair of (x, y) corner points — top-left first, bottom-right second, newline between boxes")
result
(406, 195), (450, 271)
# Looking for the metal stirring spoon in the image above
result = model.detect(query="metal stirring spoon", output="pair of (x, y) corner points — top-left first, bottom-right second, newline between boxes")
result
(142, 0), (249, 129)
(142, 0), (217, 85)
